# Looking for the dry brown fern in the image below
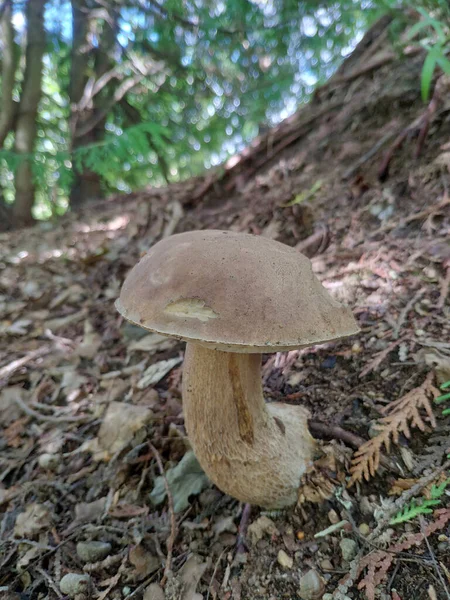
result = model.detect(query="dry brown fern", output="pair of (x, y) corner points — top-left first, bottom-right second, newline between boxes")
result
(352, 509), (450, 600)
(349, 372), (439, 486)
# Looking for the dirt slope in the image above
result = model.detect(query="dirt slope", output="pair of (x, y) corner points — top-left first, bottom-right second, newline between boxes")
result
(1, 17), (449, 600)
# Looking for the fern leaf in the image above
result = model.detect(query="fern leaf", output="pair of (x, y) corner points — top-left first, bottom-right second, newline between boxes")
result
(349, 373), (439, 486)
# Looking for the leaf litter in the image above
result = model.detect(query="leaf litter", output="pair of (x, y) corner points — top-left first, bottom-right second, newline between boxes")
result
(1, 25), (450, 600)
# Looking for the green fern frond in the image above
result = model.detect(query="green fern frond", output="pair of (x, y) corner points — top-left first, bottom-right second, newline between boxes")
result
(390, 480), (450, 525)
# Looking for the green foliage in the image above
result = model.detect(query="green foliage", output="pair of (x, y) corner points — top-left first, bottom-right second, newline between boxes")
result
(0, 0), (379, 219)
(435, 380), (450, 416)
(390, 479), (450, 524)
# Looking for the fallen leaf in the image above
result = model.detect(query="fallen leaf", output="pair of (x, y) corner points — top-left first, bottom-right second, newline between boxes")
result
(4, 417), (28, 447)
(97, 401), (153, 455)
(179, 554), (210, 600)
(149, 450), (210, 513)
(129, 544), (159, 578)
(129, 333), (176, 353)
(14, 503), (51, 538)
(109, 503), (149, 518)
(1, 319), (32, 336)
(74, 498), (107, 523)
(137, 357), (182, 389)
(0, 386), (26, 425)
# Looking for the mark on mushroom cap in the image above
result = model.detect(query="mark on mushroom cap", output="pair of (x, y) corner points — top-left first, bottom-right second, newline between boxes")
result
(164, 298), (219, 322)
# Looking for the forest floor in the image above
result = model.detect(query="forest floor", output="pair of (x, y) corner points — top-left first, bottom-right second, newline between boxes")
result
(1, 23), (450, 600)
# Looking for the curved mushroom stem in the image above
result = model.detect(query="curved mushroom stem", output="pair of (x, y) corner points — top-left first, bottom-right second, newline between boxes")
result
(182, 343), (317, 508)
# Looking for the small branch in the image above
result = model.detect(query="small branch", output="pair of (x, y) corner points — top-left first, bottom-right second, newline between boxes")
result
(13, 392), (88, 423)
(393, 288), (426, 340)
(342, 130), (396, 180)
(0, 346), (51, 383)
(419, 515), (450, 600)
(148, 442), (177, 587)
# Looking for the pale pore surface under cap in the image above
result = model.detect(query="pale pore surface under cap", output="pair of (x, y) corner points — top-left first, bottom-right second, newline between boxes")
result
(116, 230), (359, 352)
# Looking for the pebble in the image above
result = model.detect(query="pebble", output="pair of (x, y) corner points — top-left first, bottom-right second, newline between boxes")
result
(143, 582), (165, 600)
(298, 569), (325, 600)
(340, 538), (358, 562)
(319, 559), (333, 571)
(38, 453), (60, 470)
(277, 549), (293, 569)
(59, 573), (91, 597)
(76, 541), (112, 562)
(358, 523), (370, 536)
(327, 509), (339, 524)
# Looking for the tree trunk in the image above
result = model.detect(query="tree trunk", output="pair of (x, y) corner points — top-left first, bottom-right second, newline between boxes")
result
(12, 0), (46, 227)
(69, 2), (118, 207)
(69, 0), (102, 206)
(0, 0), (18, 148)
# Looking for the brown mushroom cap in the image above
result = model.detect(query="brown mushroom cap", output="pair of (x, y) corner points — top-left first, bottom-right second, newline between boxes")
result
(116, 230), (359, 352)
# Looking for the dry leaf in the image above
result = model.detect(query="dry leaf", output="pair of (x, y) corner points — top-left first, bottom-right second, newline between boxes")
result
(129, 544), (159, 578)
(137, 357), (182, 389)
(179, 554), (210, 600)
(129, 333), (176, 353)
(97, 401), (153, 455)
(14, 503), (51, 538)
(109, 503), (149, 518)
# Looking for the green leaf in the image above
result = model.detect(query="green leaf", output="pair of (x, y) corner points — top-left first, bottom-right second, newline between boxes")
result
(421, 51), (438, 102)
(282, 179), (323, 207)
(149, 450), (210, 513)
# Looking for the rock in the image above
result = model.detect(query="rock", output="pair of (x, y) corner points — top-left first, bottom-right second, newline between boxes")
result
(247, 516), (280, 544)
(299, 569), (325, 600)
(38, 453), (60, 470)
(76, 541), (112, 562)
(327, 509), (339, 524)
(59, 573), (91, 597)
(143, 582), (165, 600)
(340, 538), (358, 562)
(277, 549), (293, 569)
(319, 559), (333, 571)
(358, 523), (370, 536)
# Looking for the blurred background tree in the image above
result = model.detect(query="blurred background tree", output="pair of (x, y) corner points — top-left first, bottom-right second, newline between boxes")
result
(0, 0), (448, 227)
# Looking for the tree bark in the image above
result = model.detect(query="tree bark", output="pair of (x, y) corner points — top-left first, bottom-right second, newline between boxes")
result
(0, 0), (18, 148)
(12, 0), (46, 227)
(69, 1), (118, 207)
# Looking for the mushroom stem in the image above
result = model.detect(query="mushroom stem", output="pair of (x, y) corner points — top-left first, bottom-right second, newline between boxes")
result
(182, 343), (317, 508)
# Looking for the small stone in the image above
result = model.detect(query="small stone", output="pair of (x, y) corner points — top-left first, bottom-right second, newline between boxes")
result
(248, 516), (279, 544)
(299, 569), (325, 600)
(328, 509), (339, 524)
(38, 453), (60, 470)
(319, 559), (333, 571)
(277, 549), (293, 569)
(143, 582), (165, 600)
(322, 595), (333, 600)
(76, 541), (112, 562)
(438, 541), (449, 552)
(340, 538), (358, 562)
(358, 523), (370, 536)
(59, 573), (91, 597)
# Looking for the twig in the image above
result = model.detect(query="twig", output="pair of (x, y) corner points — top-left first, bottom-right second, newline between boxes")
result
(393, 288), (426, 339)
(342, 130), (396, 180)
(148, 441), (177, 587)
(438, 264), (450, 310)
(35, 567), (63, 599)
(236, 503), (251, 555)
(0, 345), (51, 383)
(419, 515), (450, 600)
(12, 392), (88, 423)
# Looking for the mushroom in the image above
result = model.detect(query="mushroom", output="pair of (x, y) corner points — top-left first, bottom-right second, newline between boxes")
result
(116, 230), (359, 508)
